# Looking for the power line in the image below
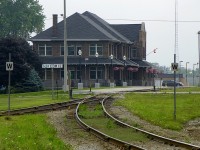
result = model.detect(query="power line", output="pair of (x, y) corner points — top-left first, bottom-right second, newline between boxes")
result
(45, 17), (200, 23)
(105, 19), (200, 23)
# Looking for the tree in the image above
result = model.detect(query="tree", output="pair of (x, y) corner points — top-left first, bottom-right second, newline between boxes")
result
(14, 69), (43, 93)
(0, 0), (45, 38)
(25, 69), (43, 90)
(0, 37), (42, 87)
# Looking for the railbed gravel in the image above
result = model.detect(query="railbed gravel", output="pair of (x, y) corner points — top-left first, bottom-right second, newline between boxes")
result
(46, 96), (200, 150)
(47, 109), (120, 150)
(107, 94), (200, 149)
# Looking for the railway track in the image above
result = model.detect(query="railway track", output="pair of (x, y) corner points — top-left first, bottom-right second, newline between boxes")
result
(75, 95), (146, 150)
(0, 96), (98, 116)
(102, 97), (200, 150)
(1, 93), (199, 149)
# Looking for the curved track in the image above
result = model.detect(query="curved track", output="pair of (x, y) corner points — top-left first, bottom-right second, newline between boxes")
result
(102, 97), (200, 150)
(1, 93), (200, 149)
(75, 95), (145, 150)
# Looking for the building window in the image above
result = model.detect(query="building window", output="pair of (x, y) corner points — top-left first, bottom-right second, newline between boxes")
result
(89, 44), (103, 56)
(38, 45), (45, 55)
(97, 45), (103, 55)
(68, 45), (75, 56)
(38, 44), (52, 56)
(46, 45), (52, 56)
(97, 66), (103, 79)
(77, 68), (80, 80)
(60, 45), (82, 56)
(61, 68), (76, 79)
(60, 45), (64, 56)
(76, 45), (82, 55)
(89, 44), (96, 56)
(90, 66), (96, 79)
(90, 66), (103, 79)
(68, 66), (75, 79)
(60, 69), (64, 80)
(45, 69), (52, 80)
(70, 70), (75, 79)
(131, 48), (137, 58)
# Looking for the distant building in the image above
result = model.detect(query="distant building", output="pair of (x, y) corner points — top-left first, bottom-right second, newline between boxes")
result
(30, 11), (153, 88)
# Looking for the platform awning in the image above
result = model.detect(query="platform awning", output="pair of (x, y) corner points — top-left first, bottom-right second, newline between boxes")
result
(40, 56), (138, 66)
(131, 59), (152, 68)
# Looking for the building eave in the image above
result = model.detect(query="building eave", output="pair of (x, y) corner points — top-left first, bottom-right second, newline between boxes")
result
(29, 38), (132, 43)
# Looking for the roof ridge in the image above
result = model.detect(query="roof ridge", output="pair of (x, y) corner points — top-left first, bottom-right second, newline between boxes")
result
(79, 13), (120, 42)
(82, 11), (132, 43)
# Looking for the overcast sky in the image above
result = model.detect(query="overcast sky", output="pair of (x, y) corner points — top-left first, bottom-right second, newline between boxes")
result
(38, 0), (200, 69)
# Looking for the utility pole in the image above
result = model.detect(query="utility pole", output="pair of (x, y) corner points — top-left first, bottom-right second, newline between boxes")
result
(63, 0), (68, 92)
(198, 31), (200, 86)
(173, 0), (178, 121)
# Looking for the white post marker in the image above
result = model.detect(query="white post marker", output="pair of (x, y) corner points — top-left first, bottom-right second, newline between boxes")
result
(6, 53), (13, 115)
(171, 63), (178, 71)
(6, 62), (13, 71)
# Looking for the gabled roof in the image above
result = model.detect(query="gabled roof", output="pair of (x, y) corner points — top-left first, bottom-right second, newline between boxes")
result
(111, 24), (142, 42)
(31, 13), (119, 42)
(82, 11), (132, 43)
(30, 11), (143, 43)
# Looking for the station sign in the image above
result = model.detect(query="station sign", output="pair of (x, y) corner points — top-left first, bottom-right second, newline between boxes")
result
(42, 64), (63, 68)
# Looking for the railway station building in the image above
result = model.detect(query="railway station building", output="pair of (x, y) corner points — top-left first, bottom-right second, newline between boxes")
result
(30, 11), (154, 88)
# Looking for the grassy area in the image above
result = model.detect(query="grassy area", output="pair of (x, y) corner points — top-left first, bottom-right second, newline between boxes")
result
(78, 104), (104, 118)
(160, 86), (200, 92)
(83, 118), (148, 143)
(0, 90), (87, 111)
(114, 93), (200, 130)
(0, 114), (72, 150)
(79, 104), (148, 143)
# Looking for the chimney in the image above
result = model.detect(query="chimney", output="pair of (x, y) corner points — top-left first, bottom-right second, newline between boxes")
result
(52, 14), (58, 37)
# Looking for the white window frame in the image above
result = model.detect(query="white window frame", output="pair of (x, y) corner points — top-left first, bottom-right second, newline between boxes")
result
(60, 44), (82, 56)
(89, 44), (103, 56)
(38, 44), (52, 56)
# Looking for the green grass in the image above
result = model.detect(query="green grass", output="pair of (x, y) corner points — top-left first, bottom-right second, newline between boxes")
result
(0, 114), (72, 150)
(160, 86), (200, 92)
(0, 90), (88, 111)
(78, 104), (104, 118)
(114, 93), (200, 130)
(78, 104), (148, 143)
(83, 118), (148, 143)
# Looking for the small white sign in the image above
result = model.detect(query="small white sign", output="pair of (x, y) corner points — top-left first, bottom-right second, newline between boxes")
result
(42, 64), (63, 68)
(6, 62), (13, 71)
(171, 63), (178, 71)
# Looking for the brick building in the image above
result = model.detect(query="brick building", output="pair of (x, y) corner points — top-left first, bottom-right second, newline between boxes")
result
(30, 11), (152, 88)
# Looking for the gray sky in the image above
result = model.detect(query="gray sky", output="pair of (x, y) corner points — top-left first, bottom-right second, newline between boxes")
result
(38, 0), (200, 69)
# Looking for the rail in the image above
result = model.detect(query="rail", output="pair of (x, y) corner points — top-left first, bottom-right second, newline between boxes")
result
(0, 96), (97, 116)
(75, 96), (146, 150)
(102, 98), (200, 150)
